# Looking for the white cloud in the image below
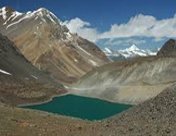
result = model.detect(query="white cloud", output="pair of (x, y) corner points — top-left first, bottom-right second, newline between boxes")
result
(100, 14), (156, 38)
(64, 14), (176, 42)
(101, 38), (146, 47)
(63, 17), (99, 42)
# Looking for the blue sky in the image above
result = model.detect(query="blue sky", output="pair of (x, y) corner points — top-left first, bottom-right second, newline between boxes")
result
(1, 0), (176, 49)
(1, 0), (176, 31)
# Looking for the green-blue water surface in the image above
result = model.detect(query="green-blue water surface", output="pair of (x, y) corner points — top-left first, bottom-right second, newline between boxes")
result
(23, 94), (131, 120)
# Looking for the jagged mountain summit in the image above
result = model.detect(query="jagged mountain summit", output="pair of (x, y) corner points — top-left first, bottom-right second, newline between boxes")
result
(0, 6), (109, 84)
(104, 44), (157, 61)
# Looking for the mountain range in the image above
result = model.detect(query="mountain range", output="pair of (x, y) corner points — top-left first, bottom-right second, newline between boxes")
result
(0, 6), (109, 84)
(103, 44), (157, 61)
(1, 5), (176, 136)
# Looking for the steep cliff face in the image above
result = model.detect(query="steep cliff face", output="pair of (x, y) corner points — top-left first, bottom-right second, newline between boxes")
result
(0, 7), (109, 84)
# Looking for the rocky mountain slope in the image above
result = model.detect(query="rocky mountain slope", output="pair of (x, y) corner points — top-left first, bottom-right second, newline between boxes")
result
(0, 33), (65, 105)
(0, 6), (109, 84)
(70, 39), (176, 104)
(103, 84), (176, 136)
(157, 39), (176, 57)
(104, 44), (157, 61)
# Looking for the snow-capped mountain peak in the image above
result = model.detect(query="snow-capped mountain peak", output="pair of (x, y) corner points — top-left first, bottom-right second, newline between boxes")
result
(0, 6), (62, 28)
(126, 44), (140, 51)
(103, 44), (157, 61)
(0, 7), (23, 26)
(0, 6), (109, 83)
(0, 6), (20, 20)
(36, 7), (48, 12)
(32, 7), (58, 20)
(0, 7), (8, 20)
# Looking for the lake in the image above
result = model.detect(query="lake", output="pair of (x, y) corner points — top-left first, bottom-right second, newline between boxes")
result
(23, 94), (131, 120)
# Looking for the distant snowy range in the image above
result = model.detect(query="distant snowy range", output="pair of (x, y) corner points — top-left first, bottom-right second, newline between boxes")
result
(95, 37), (166, 61)
(103, 44), (158, 61)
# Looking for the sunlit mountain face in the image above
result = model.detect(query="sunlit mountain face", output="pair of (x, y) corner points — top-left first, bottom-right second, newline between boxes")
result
(0, 6), (109, 84)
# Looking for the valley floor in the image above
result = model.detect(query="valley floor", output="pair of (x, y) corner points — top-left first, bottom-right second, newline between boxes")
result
(1, 84), (176, 136)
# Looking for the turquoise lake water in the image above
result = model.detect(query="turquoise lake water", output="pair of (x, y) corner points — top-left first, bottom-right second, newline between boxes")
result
(23, 94), (131, 120)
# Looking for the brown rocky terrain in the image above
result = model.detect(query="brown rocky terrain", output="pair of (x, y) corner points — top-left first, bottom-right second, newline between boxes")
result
(0, 33), (66, 106)
(0, 6), (109, 84)
(1, 83), (176, 136)
(157, 39), (176, 57)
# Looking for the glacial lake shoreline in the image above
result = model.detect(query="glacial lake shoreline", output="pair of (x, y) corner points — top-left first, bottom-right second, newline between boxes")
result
(21, 94), (132, 121)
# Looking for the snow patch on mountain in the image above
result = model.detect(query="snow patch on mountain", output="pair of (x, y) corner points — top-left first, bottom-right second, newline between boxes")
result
(31, 75), (38, 79)
(76, 45), (92, 56)
(89, 59), (98, 66)
(104, 48), (112, 54)
(0, 7), (7, 20)
(0, 69), (12, 75)
(0, 7), (23, 25)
